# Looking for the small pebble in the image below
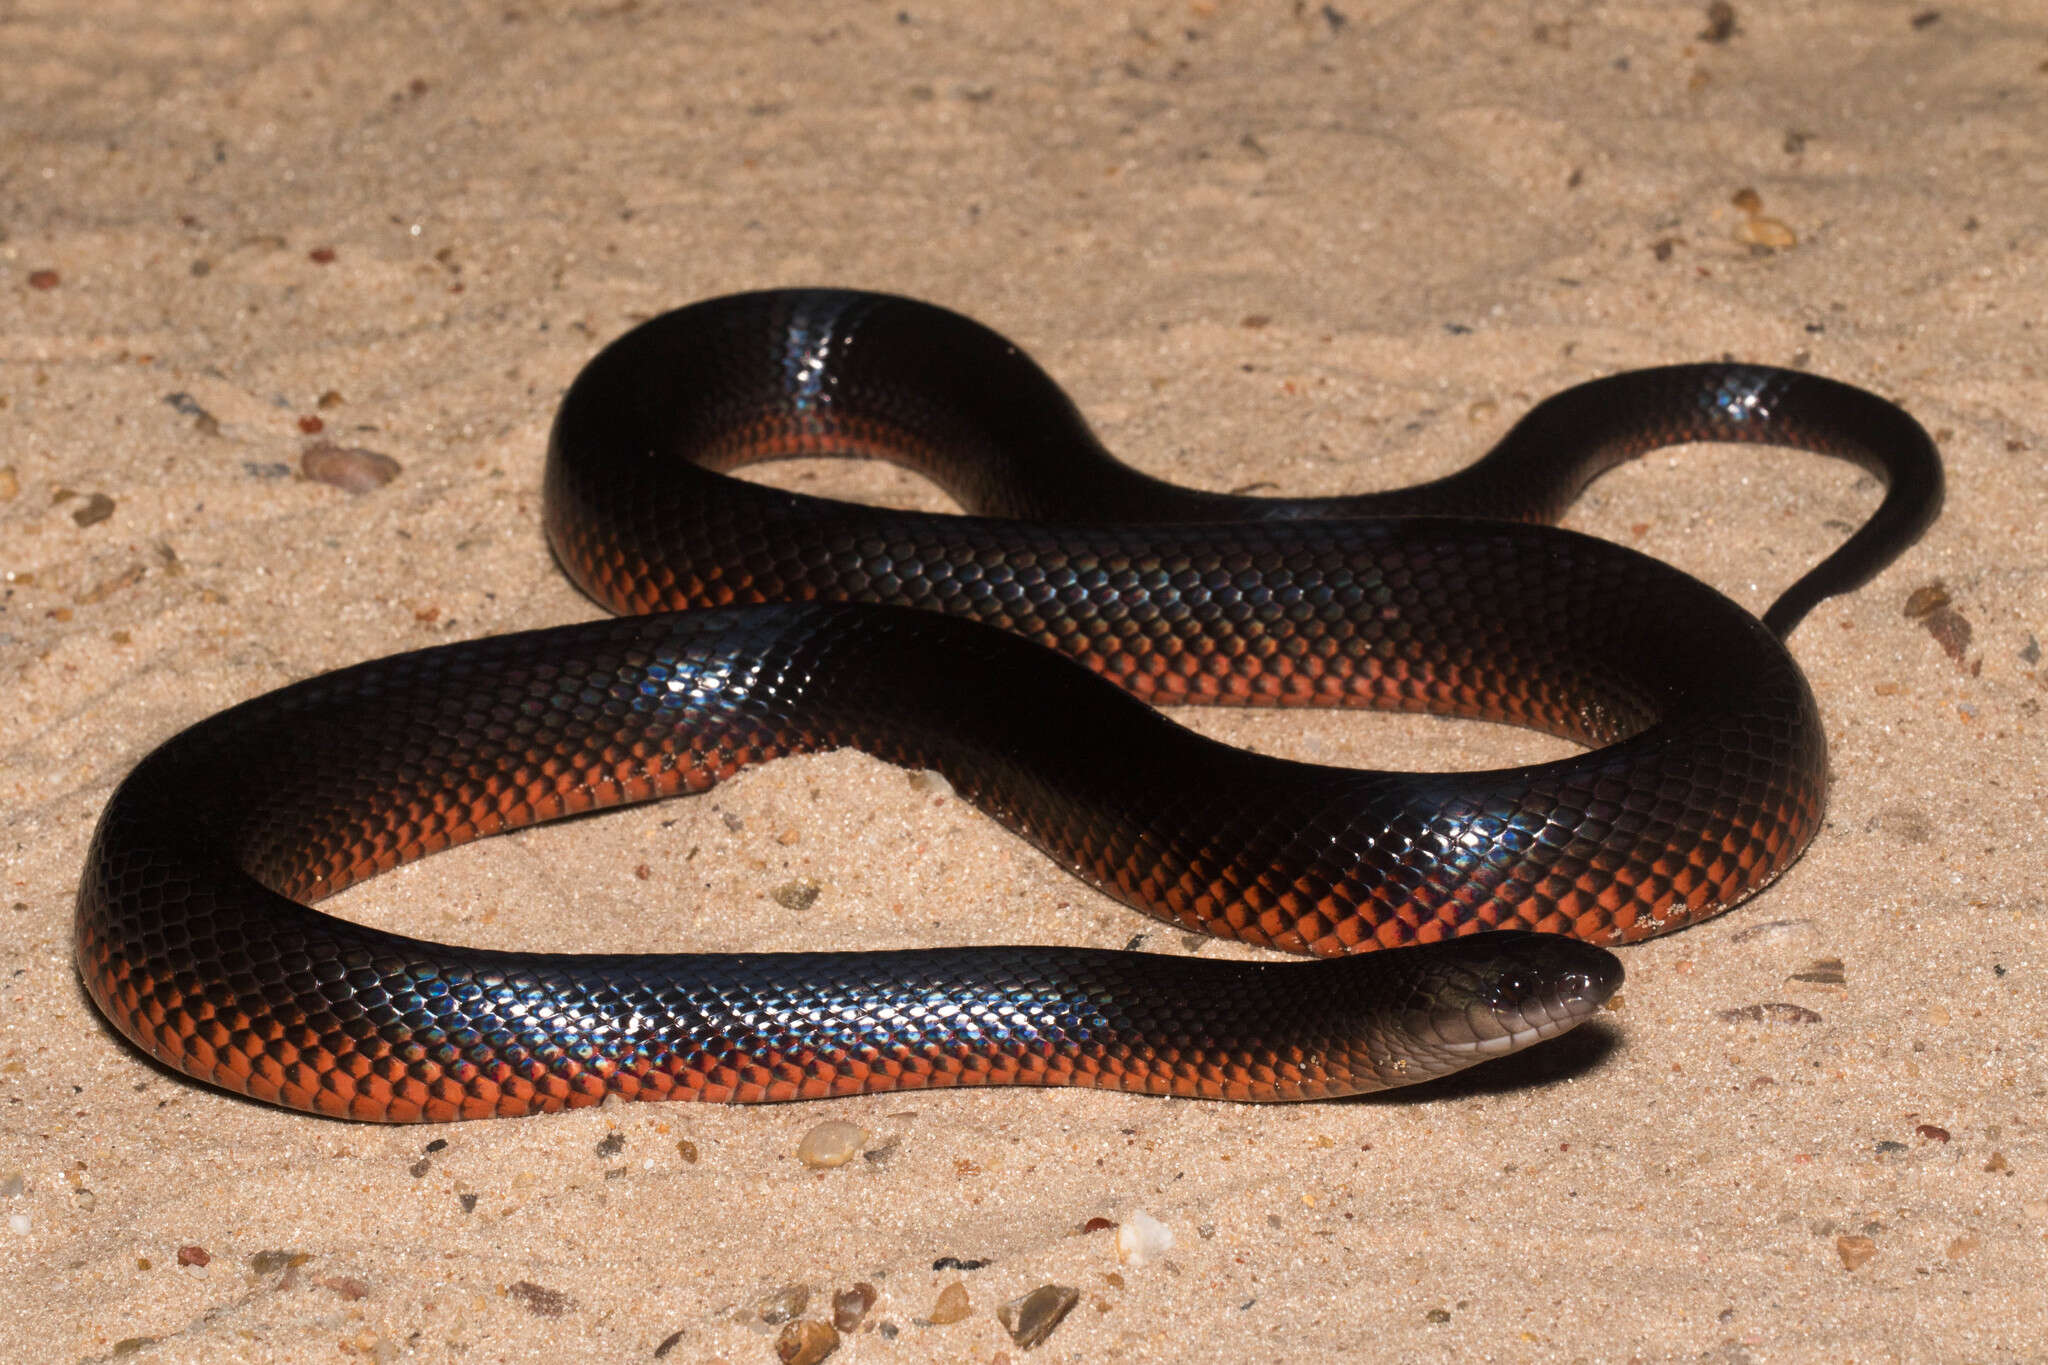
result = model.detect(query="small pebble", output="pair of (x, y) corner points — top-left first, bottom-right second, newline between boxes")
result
(997, 1284), (1078, 1350)
(319, 1274), (369, 1301)
(652, 1328), (686, 1358)
(754, 1284), (811, 1325)
(775, 1320), (839, 1365)
(595, 1131), (626, 1158)
(1733, 216), (1798, 249)
(1, 1169), (23, 1198)
(176, 1245), (210, 1267)
(508, 1280), (573, 1317)
(1915, 1124), (1951, 1143)
(71, 492), (116, 527)
(301, 442), (402, 494)
(907, 769), (956, 799)
(676, 1139), (699, 1163)
(1715, 1002), (1823, 1024)
(249, 1249), (306, 1276)
(27, 268), (60, 290)
(927, 1281), (971, 1325)
(796, 1121), (868, 1169)
(771, 878), (822, 911)
(1699, 1), (1737, 43)
(1836, 1234), (1877, 1270)
(1116, 1210), (1173, 1266)
(831, 1282), (877, 1332)
(0, 467), (18, 502)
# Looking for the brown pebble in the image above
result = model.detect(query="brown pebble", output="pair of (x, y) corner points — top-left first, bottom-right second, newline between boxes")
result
(1903, 584), (1973, 665)
(308, 246), (337, 264)
(1788, 958), (1845, 985)
(775, 1320), (839, 1365)
(676, 1139), (699, 1163)
(318, 1274), (370, 1301)
(1902, 582), (1950, 618)
(997, 1284), (1078, 1350)
(176, 1244), (210, 1267)
(27, 269), (60, 290)
(317, 389), (344, 409)
(1730, 186), (1763, 214)
(1699, 1), (1737, 43)
(1733, 216), (1797, 249)
(1079, 1216), (1116, 1235)
(1836, 1234), (1877, 1271)
(298, 415), (324, 434)
(1915, 1124), (1951, 1143)
(927, 1281), (971, 1325)
(508, 1280), (573, 1317)
(301, 442), (401, 494)
(771, 878), (822, 911)
(0, 466), (18, 501)
(831, 1283), (877, 1332)
(248, 1249), (308, 1276)
(1985, 1151), (2009, 1173)
(71, 492), (116, 527)
(652, 1328), (687, 1358)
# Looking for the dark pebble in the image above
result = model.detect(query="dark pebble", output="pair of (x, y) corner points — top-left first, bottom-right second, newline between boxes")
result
(997, 1284), (1079, 1350)
(508, 1280), (574, 1317)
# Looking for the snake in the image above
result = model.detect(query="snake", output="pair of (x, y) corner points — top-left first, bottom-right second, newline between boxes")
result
(74, 289), (1942, 1122)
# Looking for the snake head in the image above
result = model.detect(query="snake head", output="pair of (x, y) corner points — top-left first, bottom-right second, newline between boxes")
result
(1364, 930), (1624, 1086)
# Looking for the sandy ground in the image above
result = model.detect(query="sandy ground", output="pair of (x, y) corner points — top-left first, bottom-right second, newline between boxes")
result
(4, 2), (2046, 1361)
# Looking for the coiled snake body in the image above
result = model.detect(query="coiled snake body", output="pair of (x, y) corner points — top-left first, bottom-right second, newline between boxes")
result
(75, 290), (1942, 1121)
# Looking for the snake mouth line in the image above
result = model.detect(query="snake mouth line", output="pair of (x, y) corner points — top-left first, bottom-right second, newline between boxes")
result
(1434, 943), (1625, 1061)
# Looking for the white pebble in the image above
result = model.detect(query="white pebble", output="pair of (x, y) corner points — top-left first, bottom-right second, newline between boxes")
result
(8, 1213), (30, 1235)
(907, 769), (956, 800)
(796, 1120), (869, 1169)
(1116, 1210), (1172, 1266)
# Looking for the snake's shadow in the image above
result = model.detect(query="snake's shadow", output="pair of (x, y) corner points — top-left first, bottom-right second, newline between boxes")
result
(1339, 1017), (1624, 1106)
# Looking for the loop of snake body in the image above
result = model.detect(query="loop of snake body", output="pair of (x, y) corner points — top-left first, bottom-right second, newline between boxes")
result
(75, 289), (1942, 1121)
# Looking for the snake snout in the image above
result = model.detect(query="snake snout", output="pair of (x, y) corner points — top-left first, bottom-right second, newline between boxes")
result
(1417, 931), (1624, 1063)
